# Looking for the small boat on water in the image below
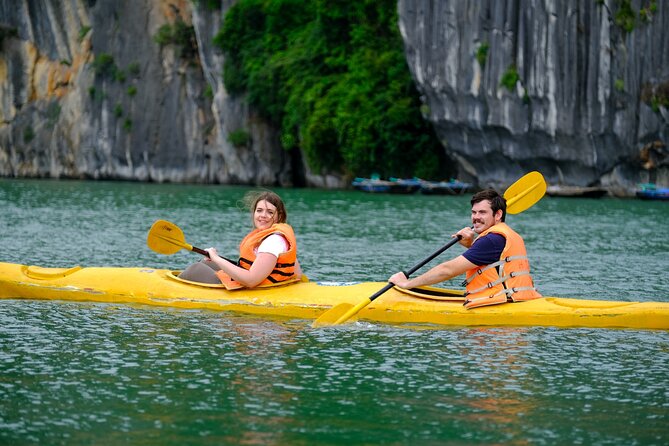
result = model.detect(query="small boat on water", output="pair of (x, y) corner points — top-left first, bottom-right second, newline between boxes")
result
(352, 177), (422, 194)
(1, 262), (668, 330)
(419, 179), (472, 195)
(352, 177), (472, 195)
(546, 185), (608, 198)
(636, 183), (669, 201)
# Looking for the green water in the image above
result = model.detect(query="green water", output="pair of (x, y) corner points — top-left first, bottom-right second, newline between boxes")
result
(1, 179), (668, 445)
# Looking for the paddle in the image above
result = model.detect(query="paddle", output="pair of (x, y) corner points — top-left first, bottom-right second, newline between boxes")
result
(503, 170), (546, 214)
(147, 220), (210, 257)
(312, 171), (547, 328)
(311, 236), (464, 327)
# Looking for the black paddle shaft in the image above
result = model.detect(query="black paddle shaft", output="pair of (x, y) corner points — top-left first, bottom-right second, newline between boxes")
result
(368, 235), (463, 302)
(192, 245), (240, 265)
(192, 246), (210, 257)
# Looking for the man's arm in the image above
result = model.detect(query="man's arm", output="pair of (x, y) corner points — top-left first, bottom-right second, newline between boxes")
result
(388, 255), (477, 289)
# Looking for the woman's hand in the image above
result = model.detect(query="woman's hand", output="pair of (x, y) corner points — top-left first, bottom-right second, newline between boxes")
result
(205, 247), (221, 262)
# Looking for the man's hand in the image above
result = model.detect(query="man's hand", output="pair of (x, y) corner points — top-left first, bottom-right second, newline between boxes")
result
(388, 271), (410, 289)
(455, 227), (476, 248)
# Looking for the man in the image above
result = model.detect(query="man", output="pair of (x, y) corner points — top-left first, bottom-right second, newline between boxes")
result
(389, 189), (541, 309)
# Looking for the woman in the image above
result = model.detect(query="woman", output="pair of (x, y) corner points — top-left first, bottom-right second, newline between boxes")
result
(179, 191), (302, 288)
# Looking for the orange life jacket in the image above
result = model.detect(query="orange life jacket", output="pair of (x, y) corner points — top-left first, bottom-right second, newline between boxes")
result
(216, 223), (299, 290)
(463, 222), (541, 309)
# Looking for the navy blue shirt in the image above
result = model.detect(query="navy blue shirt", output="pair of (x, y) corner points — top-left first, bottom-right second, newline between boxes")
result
(462, 233), (506, 266)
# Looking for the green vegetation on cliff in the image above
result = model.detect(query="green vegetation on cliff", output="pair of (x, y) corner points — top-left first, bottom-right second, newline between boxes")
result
(214, 0), (450, 179)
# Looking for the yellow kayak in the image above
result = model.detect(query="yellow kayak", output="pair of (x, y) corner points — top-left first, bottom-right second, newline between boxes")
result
(1, 261), (668, 330)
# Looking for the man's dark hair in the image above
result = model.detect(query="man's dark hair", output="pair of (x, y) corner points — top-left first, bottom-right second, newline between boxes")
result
(471, 189), (506, 222)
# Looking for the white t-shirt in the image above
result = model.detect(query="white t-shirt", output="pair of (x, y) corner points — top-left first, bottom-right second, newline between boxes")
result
(256, 233), (289, 258)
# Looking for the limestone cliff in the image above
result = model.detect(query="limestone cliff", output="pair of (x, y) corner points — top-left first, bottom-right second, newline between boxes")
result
(1, 0), (667, 192)
(0, 0), (299, 185)
(398, 0), (668, 193)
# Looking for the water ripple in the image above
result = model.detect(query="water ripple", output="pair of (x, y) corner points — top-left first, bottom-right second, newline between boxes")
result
(1, 180), (669, 445)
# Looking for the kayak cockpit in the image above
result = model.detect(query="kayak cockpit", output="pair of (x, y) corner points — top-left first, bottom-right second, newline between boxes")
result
(22, 265), (82, 279)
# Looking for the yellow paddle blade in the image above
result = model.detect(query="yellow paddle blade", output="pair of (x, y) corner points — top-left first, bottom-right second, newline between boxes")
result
(312, 303), (354, 328)
(147, 220), (193, 255)
(504, 171), (547, 214)
(312, 297), (372, 328)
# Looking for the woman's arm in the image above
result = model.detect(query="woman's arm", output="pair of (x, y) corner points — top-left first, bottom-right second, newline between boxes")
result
(205, 248), (278, 288)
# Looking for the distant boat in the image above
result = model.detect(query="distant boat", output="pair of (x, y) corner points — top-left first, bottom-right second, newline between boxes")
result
(352, 177), (472, 195)
(636, 183), (669, 201)
(351, 177), (421, 194)
(546, 185), (608, 198)
(419, 179), (472, 195)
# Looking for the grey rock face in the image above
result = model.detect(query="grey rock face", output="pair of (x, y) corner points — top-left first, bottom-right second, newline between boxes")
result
(0, 0), (301, 186)
(2, 0), (667, 192)
(398, 0), (668, 192)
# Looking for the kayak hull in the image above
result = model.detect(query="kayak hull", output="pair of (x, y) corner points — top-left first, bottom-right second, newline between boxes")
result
(1, 262), (668, 330)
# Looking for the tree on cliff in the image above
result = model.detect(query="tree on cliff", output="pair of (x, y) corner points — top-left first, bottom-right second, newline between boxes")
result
(214, 0), (452, 180)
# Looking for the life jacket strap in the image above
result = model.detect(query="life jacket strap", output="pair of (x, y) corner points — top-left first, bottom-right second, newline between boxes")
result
(463, 255), (528, 285)
(500, 286), (538, 301)
(270, 269), (295, 277)
(239, 259), (294, 270)
(464, 270), (531, 296)
(463, 285), (538, 308)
